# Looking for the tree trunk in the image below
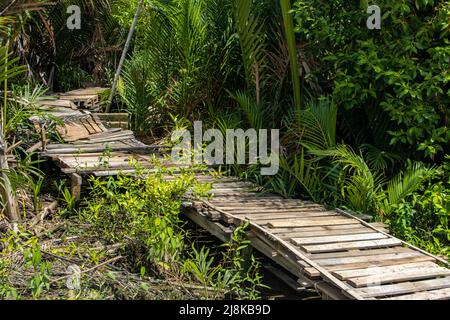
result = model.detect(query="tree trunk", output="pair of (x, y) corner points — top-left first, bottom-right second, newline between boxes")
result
(0, 131), (19, 222)
(106, 0), (144, 113)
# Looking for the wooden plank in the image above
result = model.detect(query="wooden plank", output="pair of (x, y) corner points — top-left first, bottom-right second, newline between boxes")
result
(237, 212), (340, 221)
(57, 122), (91, 142)
(278, 227), (379, 239)
(87, 118), (104, 133)
(45, 141), (126, 149)
(336, 209), (450, 268)
(211, 181), (254, 185)
(268, 218), (361, 228)
(304, 255), (437, 278)
(217, 206), (324, 213)
(82, 134), (135, 144)
(301, 238), (402, 253)
(357, 277), (450, 298)
(79, 129), (133, 140)
(94, 113), (129, 122)
(208, 187), (258, 192)
(216, 207), (326, 215)
(243, 216), (346, 227)
(43, 145), (152, 155)
(318, 255), (436, 270)
(38, 99), (78, 109)
(333, 262), (438, 280)
(312, 250), (420, 269)
(208, 196), (284, 201)
(292, 233), (387, 245)
(210, 201), (317, 209)
(348, 268), (450, 288)
(209, 198), (311, 205)
(382, 287), (450, 300)
(270, 224), (366, 234)
(80, 117), (97, 134)
(310, 247), (411, 260)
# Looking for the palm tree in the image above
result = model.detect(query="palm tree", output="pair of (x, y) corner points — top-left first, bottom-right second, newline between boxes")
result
(315, 145), (435, 216)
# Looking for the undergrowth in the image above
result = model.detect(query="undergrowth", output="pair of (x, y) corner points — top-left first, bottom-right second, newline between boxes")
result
(0, 166), (267, 300)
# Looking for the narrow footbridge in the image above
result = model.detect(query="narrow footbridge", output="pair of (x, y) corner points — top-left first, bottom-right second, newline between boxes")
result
(31, 88), (450, 300)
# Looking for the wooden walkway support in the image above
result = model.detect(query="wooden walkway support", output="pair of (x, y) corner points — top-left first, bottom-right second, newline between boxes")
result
(32, 88), (450, 300)
(182, 174), (450, 300)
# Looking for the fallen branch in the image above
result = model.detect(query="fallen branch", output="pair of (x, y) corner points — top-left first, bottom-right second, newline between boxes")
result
(6, 140), (23, 154)
(30, 200), (58, 227)
(26, 141), (43, 153)
(50, 255), (124, 285)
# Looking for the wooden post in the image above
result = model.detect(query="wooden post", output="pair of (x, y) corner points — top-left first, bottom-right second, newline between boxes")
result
(38, 122), (47, 151)
(106, 0), (144, 113)
(70, 173), (82, 202)
(0, 130), (19, 222)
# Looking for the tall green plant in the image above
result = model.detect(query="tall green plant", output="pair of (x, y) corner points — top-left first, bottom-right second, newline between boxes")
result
(314, 144), (385, 213)
(315, 145), (437, 216)
(280, 0), (301, 109)
(119, 51), (155, 135)
(233, 0), (266, 100)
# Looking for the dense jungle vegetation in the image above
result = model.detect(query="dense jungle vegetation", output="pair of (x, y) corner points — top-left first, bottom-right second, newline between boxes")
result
(0, 0), (448, 299)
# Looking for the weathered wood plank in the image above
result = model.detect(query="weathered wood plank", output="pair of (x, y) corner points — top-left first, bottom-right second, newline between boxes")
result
(310, 247), (411, 260)
(348, 268), (450, 288)
(304, 255), (438, 278)
(270, 224), (366, 234)
(382, 287), (450, 300)
(268, 218), (361, 228)
(278, 227), (380, 239)
(292, 233), (387, 245)
(208, 198), (311, 205)
(357, 277), (450, 298)
(226, 206), (326, 216)
(210, 201), (313, 207)
(301, 238), (402, 253)
(334, 262), (438, 280)
(317, 255), (436, 271)
(316, 251), (424, 266)
(237, 212), (340, 221)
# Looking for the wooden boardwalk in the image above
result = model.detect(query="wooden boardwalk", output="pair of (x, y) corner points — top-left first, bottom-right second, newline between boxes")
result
(33, 88), (450, 300)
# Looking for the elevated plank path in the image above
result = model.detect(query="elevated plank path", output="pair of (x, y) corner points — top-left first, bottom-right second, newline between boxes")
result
(32, 88), (450, 300)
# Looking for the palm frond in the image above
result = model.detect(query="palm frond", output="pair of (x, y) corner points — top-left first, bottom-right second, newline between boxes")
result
(233, 0), (266, 88)
(278, 150), (322, 201)
(383, 162), (436, 214)
(230, 90), (265, 130)
(314, 144), (384, 213)
(361, 143), (401, 172)
(284, 97), (337, 151)
(280, 0), (301, 109)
